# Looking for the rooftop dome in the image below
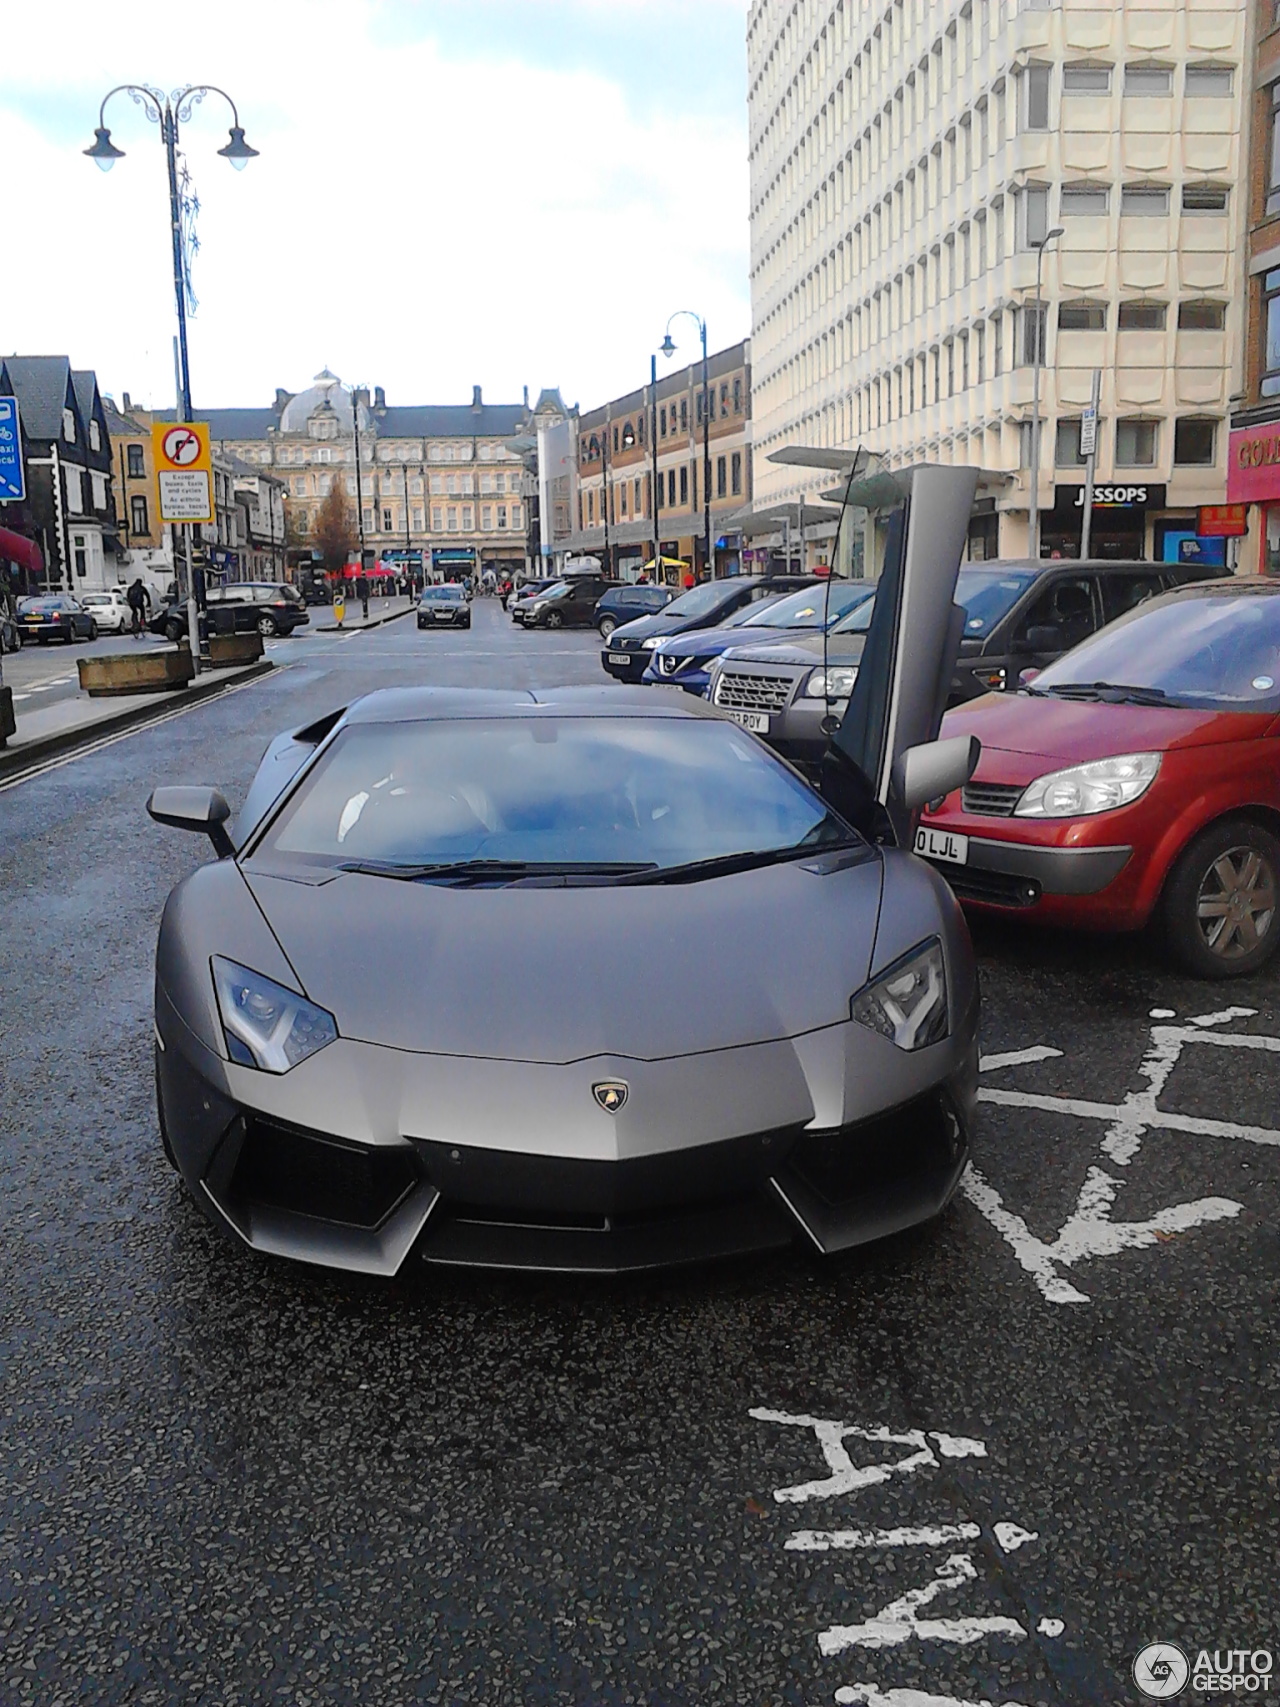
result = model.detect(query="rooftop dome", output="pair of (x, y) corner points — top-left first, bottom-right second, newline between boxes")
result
(278, 371), (369, 435)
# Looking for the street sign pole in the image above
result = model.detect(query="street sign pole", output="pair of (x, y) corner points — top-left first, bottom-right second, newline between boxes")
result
(1079, 368), (1101, 561)
(0, 397), (26, 503)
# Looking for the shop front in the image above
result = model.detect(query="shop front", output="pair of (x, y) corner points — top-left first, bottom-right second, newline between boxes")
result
(1227, 420), (1280, 574)
(1040, 484), (1166, 560)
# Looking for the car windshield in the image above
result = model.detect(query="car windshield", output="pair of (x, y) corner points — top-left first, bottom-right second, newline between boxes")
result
(82, 594), (112, 605)
(540, 582), (571, 599)
(737, 583), (874, 630)
(1031, 591), (1280, 712)
(830, 593), (878, 635)
(19, 598), (59, 612)
(660, 581), (744, 619)
(254, 716), (857, 877)
(420, 587), (464, 601)
(954, 567), (1040, 637)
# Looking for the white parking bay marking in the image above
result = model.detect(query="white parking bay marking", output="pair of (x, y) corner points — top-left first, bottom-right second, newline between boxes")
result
(748, 1412), (985, 1503)
(835, 1687), (1032, 1707)
(788, 1525), (982, 1552)
(977, 1047), (1062, 1073)
(817, 1553), (1027, 1653)
(962, 1008), (1275, 1304)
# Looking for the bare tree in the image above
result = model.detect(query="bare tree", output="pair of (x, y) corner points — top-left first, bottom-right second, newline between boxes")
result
(312, 477), (356, 574)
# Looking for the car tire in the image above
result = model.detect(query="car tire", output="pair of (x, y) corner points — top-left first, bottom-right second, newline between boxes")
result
(256, 614), (279, 637)
(598, 615), (618, 639)
(544, 610), (563, 630)
(1160, 816), (1280, 979)
(88, 620), (99, 640)
(165, 619), (184, 642)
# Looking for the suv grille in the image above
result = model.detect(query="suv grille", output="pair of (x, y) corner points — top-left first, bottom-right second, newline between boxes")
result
(714, 669), (793, 716)
(961, 780), (1023, 817)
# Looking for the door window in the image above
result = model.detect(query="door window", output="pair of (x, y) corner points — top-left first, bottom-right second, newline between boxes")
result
(1016, 576), (1101, 651)
(1101, 572), (1164, 623)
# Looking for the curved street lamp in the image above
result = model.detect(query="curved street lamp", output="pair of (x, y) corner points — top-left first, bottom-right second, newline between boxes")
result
(1027, 226), (1064, 558)
(85, 84), (257, 665)
(660, 310), (714, 579)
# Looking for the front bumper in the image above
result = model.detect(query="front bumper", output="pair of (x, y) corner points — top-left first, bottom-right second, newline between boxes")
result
(601, 646), (650, 681)
(921, 832), (1133, 913)
(156, 1001), (976, 1277)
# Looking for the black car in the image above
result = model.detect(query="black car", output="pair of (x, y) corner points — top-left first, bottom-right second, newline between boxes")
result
(151, 582), (310, 642)
(417, 584), (471, 629)
(16, 595), (97, 644)
(505, 577), (559, 614)
(515, 573), (614, 629)
(594, 583), (674, 638)
(948, 557), (1228, 702)
(601, 575), (820, 682)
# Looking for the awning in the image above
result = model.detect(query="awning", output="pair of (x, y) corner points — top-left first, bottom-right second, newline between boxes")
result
(0, 526), (44, 575)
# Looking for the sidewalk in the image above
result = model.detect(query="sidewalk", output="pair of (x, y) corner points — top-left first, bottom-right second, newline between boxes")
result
(314, 598), (417, 633)
(0, 658), (272, 784)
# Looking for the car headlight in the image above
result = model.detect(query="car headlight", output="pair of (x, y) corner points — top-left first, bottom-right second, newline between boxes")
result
(1013, 753), (1161, 819)
(806, 665), (858, 698)
(640, 636), (661, 650)
(212, 957), (338, 1073)
(851, 939), (948, 1051)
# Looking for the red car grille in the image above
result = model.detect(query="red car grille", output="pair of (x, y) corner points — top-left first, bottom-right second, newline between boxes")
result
(961, 780), (1023, 817)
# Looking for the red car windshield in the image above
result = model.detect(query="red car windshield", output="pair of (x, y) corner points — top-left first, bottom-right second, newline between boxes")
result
(1032, 589), (1280, 713)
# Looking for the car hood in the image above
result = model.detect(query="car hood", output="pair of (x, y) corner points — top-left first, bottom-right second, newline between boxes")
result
(609, 608), (729, 644)
(650, 620), (793, 658)
(243, 854), (883, 1065)
(718, 632), (868, 669)
(940, 693), (1274, 764)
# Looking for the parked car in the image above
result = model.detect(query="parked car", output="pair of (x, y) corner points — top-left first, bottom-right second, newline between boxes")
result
(645, 582), (876, 696)
(506, 577), (559, 614)
(515, 574), (614, 629)
(417, 584), (471, 629)
(946, 557), (1227, 704)
(595, 583), (674, 638)
(150, 583), (310, 642)
(16, 595), (97, 644)
(81, 588), (132, 635)
(918, 578), (1280, 978)
(601, 575), (820, 683)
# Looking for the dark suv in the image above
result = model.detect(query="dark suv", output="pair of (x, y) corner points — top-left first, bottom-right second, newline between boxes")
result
(515, 573), (614, 629)
(594, 583), (674, 638)
(150, 581), (310, 642)
(947, 558), (1227, 702)
(601, 575), (819, 682)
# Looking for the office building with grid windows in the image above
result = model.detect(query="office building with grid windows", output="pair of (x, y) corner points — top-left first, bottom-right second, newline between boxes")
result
(746, 0), (1245, 563)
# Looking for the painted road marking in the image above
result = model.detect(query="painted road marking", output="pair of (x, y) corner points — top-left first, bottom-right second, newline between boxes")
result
(963, 1008), (1275, 1305)
(753, 1411), (1059, 1707)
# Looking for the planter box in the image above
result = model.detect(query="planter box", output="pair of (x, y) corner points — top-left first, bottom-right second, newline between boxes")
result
(78, 648), (195, 698)
(207, 631), (264, 666)
(0, 685), (15, 744)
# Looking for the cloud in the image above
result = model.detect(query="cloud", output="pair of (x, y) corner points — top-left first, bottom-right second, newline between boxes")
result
(1, 0), (750, 414)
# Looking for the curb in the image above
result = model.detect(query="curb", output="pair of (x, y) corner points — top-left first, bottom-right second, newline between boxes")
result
(316, 603), (417, 633)
(0, 659), (274, 785)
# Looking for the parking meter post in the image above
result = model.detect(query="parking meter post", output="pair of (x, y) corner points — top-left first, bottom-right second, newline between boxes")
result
(1079, 368), (1101, 561)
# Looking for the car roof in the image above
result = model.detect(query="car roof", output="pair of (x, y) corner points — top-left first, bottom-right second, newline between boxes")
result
(341, 685), (723, 725)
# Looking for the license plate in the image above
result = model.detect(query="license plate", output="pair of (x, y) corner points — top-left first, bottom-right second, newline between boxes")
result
(915, 826), (969, 865)
(607, 651), (630, 666)
(433, 612), (452, 619)
(727, 710), (769, 733)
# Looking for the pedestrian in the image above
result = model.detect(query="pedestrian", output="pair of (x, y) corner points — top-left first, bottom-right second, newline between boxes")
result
(682, 568), (695, 590)
(126, 575), (151, 638)
(355, 571), (370, 621)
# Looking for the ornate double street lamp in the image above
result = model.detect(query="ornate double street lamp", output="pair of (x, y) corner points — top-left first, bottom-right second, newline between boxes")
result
(86, 85), (258, 659)
(660, 311), (713, 579)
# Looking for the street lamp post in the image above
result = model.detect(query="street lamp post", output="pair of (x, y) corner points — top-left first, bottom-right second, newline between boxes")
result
(1027, 226), (1064, 559)
(660, 311), (712, 579)
(649, 354), (662, 575)
(86, 84), (257, 665)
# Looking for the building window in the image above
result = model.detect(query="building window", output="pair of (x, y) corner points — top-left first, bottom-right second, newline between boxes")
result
(1121, 185), (1170, 216)
(1185, 64), (1233, 97)
(1173, 418), (1217, 465)
(659, 406), (667, 437)
(716, 456), (727, 498)
(447, 507), (458, 532)
(462, 506), (473, 530)
(679, 466), (689, 505)
(991, 313), (1003, 377)
(127, 444), (145, 478)
(1018, 184), (1051, 246)
(1063, 64), (1111, 94)
(1178, 300), (1225, 331)
(73, 535), (87, 577)
(89, 420), (101, 452)
(497, 504), (507, 529)
(1020, 303), (1047, 366)
(621, 421), (636, 448)
(720, 383), (729, 417)
(62, 408), (76, 443)
(481, 506), (493, 531)
(679, 399), (688, 432)
(1125, 63), (1172, 97)
(620, 482), (629, 517)
(511, 504), (522, 528)
(1060, 184), (1109, 217)
(412, 506), (423, 529)
(975, 322), (986, 384)
(1181, 186), (1229, 215)
(362, 509), (374, 532)
(586, 489), (595, 524)
(1268, 85), (1280, 217)
(431, 507), (442, 530)
(1119, 301), (1167, 330)
(733, 378), (742, 413)
(612, 426), (620, 454)
(1055, 419), (1087, 466)
(731, 451), (742, 495)
(1023, 63), (1051, 130)
(1116, 419), (1158, 466)
(130, 495), (148, 535)
(381, 508), (393, 531)
(1058, 301), (1107, 330)
(64, 467), (83, 512)
(634, 476), (643, 512)
(668, 469), (677, 507)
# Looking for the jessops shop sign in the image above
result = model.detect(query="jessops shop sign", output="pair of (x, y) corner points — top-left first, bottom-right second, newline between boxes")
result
(1228, 423), (1280, 504)
(1052, 484), (1166, 512)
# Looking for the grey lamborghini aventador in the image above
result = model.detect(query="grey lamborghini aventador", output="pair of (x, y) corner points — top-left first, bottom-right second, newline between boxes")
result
(148, 466), (985, 1277)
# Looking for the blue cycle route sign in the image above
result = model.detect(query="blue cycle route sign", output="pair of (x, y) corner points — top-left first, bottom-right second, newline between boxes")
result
(0, 397), (24, 502)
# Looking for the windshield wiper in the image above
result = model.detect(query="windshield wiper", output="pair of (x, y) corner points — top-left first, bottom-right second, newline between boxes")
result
(1034, 680), (1175, 706)
(339, 858), (658, 885)
(617, 834), (861, 886)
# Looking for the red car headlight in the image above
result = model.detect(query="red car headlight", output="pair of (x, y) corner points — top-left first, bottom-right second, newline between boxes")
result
(1014, 753), (1162, 818)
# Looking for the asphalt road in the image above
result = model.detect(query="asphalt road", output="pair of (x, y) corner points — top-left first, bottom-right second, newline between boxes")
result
(2, 597), (1276, 1707)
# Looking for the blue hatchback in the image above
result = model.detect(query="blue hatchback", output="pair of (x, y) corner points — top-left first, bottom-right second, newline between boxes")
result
(642, 582), (875, 695)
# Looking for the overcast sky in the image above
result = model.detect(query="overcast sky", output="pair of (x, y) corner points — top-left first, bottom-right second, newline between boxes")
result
(2, 0), (749, 417)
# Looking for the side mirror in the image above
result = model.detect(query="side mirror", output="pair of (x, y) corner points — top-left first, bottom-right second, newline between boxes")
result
(1022, 624), (1060, 652)
(147, 786), (235, 857)
(1018, 667), (1042, 688)
(893, 734), (981, 814)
